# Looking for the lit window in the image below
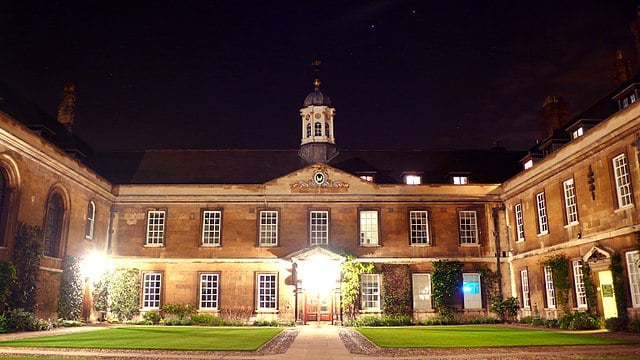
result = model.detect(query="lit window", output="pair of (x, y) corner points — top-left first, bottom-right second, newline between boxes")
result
(259, 210), (278, 246)
(405, 175), (421, 185)
(84, 201), (95, 240)
(361, 274), (381, 310)
(523, 159), (533, 170)
(563, 179), (579, 225)
(199, 273), (219, 310)
(359, 210), (379, 246)
(310, 210), (329, 245)
(623, 98), (630, 108)
(458, 210), (478, 245)
(573, 260), (588, 309)
(145, 210), (166, 246)
(412, 273), (432, 310)
(631, 94), (637, 104)
(626, 251), (640, 307)
(325, 122), (330, 137)
(544, 266), (556, 309)
(571, 127), (584, 139)
(409, 210), (429, 245)
(44, 193), (64, 257)
(462, 273), (482, 309)
(306, 123), (311, 137)
(202, 210), (222, 246)
(613, 153), (633, 208)
(360, 175), (374, 182)
(257, 273), (277, 310)
(514, 203), (525, 242)
(314, 122), (322, 136)
(535, 192), (548, 235)
(520, 269), (530, 309)
(453, 176), (468, 185)
(143, 273), (161, 309)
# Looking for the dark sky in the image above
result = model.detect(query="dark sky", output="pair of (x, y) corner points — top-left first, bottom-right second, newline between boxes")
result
(1, 1), (638, 152)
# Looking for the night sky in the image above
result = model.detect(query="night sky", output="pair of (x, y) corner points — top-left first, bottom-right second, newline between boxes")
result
(0, 1), (638, 152)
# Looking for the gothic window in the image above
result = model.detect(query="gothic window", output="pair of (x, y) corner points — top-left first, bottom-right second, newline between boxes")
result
(44, 193), (64, 257)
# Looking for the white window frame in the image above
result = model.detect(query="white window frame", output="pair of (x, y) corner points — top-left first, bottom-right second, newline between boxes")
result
(201, 210), (222, 246)
(142, 272), (161, 309)
(199, 273), (219, 310)
(310, 210), (329, 245)
(563, 178), (579, 225)
(359, 210), (379, 246)
(360, 175), (374, 182)
(458, 210), (478, 245)
(626, 251), (640, 308)
(257, 273), (278, 310)
(84, 201), (95, 240)
(613, 153), (633, 208)
(409, 210), (430, 245)
(145, 210), (166, 246)
(405, 174), (421, 185)
(535, 192), (548, 235)
(463, 273), (482, 309)
(520, 269), (530, 309)
(361, 273), (381, 311)
(544, 266), (556, 309)
(453, 176), (468, 185)
(412, 273), (432, 310)
(572, 260), (588, 309)
(514, 203), (525, 242)
(523, 159), (533, 170)
(571, 127), (584, 139)
(259, 210), (278, 246)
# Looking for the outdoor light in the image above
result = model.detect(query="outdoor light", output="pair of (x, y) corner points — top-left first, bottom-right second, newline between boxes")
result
(80, 250), (108, 280)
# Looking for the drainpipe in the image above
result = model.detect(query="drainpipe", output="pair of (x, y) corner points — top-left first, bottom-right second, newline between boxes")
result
(492, 205), (505, 301)
(107, 205), (115, 255)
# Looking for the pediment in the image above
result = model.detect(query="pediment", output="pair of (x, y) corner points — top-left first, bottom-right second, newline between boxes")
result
(583, 246), (611, 263)
(286, 246), (346, 262)
(264, 163), (376, 193)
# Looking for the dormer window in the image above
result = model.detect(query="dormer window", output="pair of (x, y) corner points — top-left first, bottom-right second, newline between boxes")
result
(360, 175), (374, 182)
(523, 159), (533, 170)
(452, 176), (468, 185)
(571, 126), (584, 139)
(613, 83), (640, 110)
(405, 175), (421, 185)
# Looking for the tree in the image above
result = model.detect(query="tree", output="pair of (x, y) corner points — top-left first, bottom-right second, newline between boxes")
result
(106, 268), (141, 321)
(58, 256), (84, 320)
(0, 262), (16, 313)
(10, 223), (43, 312)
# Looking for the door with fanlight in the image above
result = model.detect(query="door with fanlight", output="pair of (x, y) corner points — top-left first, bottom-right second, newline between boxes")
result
(304, 290), (332, 322)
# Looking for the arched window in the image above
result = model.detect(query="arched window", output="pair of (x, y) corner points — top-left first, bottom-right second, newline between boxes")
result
(44, 193), (64, 257)
(0, 169), (7, 246)
(325, 122), (330, 137)
(306, 123), (311, 138)
(314, 122), (322, 136)
(85, 201), (95, 239)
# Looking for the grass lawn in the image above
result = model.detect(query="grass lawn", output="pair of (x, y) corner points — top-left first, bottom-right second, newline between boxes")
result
(0, 326), (282, 351)
(357, 326), (636, 348)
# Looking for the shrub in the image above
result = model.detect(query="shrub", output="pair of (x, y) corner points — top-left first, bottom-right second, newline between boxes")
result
(491, 297), (519, 322)
(558, 312), (600, 330)
(0, 262), (16, 313)
(161, 303), (197, 320)
(58, 256), (83, 320)
(161, 318), (194, 326)
(466, 316), (501, 324)
(418, 316), (459, 326)
(253, 320), (279, 326)
(108, 268), (141, 321)
(0, 313), (8, 333)
(353, 315), (414, 327)
(191, 313), (225, 326)
(605, 317), (627, 332)
(627, 317), (640, 333)
(10, 223), (43, 312)
(4, 309), (49, 331)
(142, 310), (163, 325)
(219, 306), (252, 324)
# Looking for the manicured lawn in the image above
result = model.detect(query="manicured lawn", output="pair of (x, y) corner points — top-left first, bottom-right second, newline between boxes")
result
(0, 326), (282, 351)
(357, 326), (635, 348)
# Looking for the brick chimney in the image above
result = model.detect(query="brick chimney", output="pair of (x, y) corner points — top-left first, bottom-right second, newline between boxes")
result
(613, 49), (634, 85)
(538, 96), (569, 137)
(57, 83), (76, 132)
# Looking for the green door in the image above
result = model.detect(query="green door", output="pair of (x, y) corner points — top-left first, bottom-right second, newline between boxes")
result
(598, 270), (618, 319)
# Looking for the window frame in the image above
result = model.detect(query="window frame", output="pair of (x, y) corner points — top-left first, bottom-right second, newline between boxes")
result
(612, 153), (634, 209)
(412, 273), (432, 310)
(201, 209), (222, 246)
(562, 178), (579, 225)
(361, 273), (381, 311)
(514, 202), (525, 242)
(404, 174), (422, 185)
(535, 192), (549, 235)
(572, 260), (588, 309)
(145, 210), (166, 246)
(358, 209), (380, 246)
(258, 209), (279, 247)
(142, 272), (162, 310)
(520, 269), (530, 309)
(544, 265), (556, 309)
(409, 210), (430, 245)
(199, 273), (220, 310)
(256, 273), (278, 311)
(43, 192), (65, 258)
(309, 209), (330, 245)
(458, 210), (479, 245)
(462, 272), (482, 309)
(626, 251), (640, 308)
(84, 201), (95, 240)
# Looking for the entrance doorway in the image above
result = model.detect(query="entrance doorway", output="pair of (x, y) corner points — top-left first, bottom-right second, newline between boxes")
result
(598, 270), (618, 319)
(304, 290), (333, 322)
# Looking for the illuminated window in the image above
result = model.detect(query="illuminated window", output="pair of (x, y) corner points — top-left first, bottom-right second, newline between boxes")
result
(613, 153), (633, 208)
(361, 274), (381, 310)
(145, 210), (165, 246)
(544, 266), (556, 309)
(514, 203), (525, 242)
(360, 175), (374, 182)
(202, 210), (222, 246)
(632, 94), (637, 104)
(520, 269), (530, 309)
(523, 159), (533, 170)
(535, 192), (548, 235)
(409, 210), (429, 245)
(199, 273), (219, 310)
(306, 123), (311, 137)
(310, 210), (329, 245)
(571, 127), (584, 139)
(325, 122), (330, 137)
(405, 175), (421, 185)
(259, 210), (278, 246)
(412, 273), (432, 310)
(84, 201), (95, 240)
(463, 273), (482, 309)
(257, 273), (277, 310)
(359, 210), (379, 246)
(573, 261), (588, 308)
(452, 176), (468, 185)
(44, 193), (64, 257)
(314, 122), (322, 136)
(458, 210), (478, 245)
(563, 178), (579, 225)
(626, 251), (640, 307)
(143, 273), (161, 309)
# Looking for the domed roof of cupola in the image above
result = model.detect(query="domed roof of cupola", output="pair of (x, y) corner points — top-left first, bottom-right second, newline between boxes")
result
(303, 79), (332, 107)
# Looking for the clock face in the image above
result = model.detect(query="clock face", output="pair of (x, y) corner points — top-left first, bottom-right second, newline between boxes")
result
(314, 113), (322, 119)
(313, 171), (326, 185)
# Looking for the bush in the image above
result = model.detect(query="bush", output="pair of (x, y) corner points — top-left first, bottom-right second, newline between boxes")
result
(466, 316), (501, 324)
(161, 303), (197, 320)
(253, 320), (279, 326)
(191, 313), (225, 326)
(558, 312), (600, 330)
(353, 315), (414, 327)
(417, 317), (459, 326)
(0, 313), (8, 333)
(142, 310), (163, 325)
(627, 318), (640, 333)
(58, 256), (83, 320)
(605, 317), (627, 332)
(491, 297), (519, 322)
(161, 318), (194, 326)
(4, 309), (49, 332)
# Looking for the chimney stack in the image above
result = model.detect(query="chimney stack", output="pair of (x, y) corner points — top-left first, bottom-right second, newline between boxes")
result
(538, 96), (569, 137)
(614, 49), (634, 85)
(57, 83), (76, 132)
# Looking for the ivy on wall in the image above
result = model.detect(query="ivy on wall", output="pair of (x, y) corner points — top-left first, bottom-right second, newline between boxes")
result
(340, 255), (374, 321)
(542, 254), (571, 313)
(473, 264), (500, 305)
(581, 262), (597, 316)
(0, 262), (16, 312)
(381, 264), (411, 316)
(610, 252), (629, 325)
(432, 260), (463, 319)
(10, 223), (43, 312)
(58, 256), (83, 320)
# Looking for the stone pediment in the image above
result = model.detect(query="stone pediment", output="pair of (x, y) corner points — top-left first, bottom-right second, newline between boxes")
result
(286, 246), (346, 262)
(583, 246), (611, 263)
(264, 163), (375, 193)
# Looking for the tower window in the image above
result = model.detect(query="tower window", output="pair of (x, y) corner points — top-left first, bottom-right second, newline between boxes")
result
(306, 123), (311, 138)
(314, 122), (322, 136)
(325, 122), (330, 137)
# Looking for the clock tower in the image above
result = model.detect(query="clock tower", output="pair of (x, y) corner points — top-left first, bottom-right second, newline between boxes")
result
(298, 78), (338, 163)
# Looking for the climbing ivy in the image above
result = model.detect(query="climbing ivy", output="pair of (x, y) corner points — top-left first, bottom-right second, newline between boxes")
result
(57, 256), (84, 320)
(10, 223), (43, 312)
(542, 255), (571, 313)
(610, 252), (629, 326)
(432, 260), (463, 319)
(581, 262), (597, 316)
(340, 255), (374, 322)
(0, 262), (16, 313)
(381, 264), (411, 316)
(473, 264), (501, 305)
